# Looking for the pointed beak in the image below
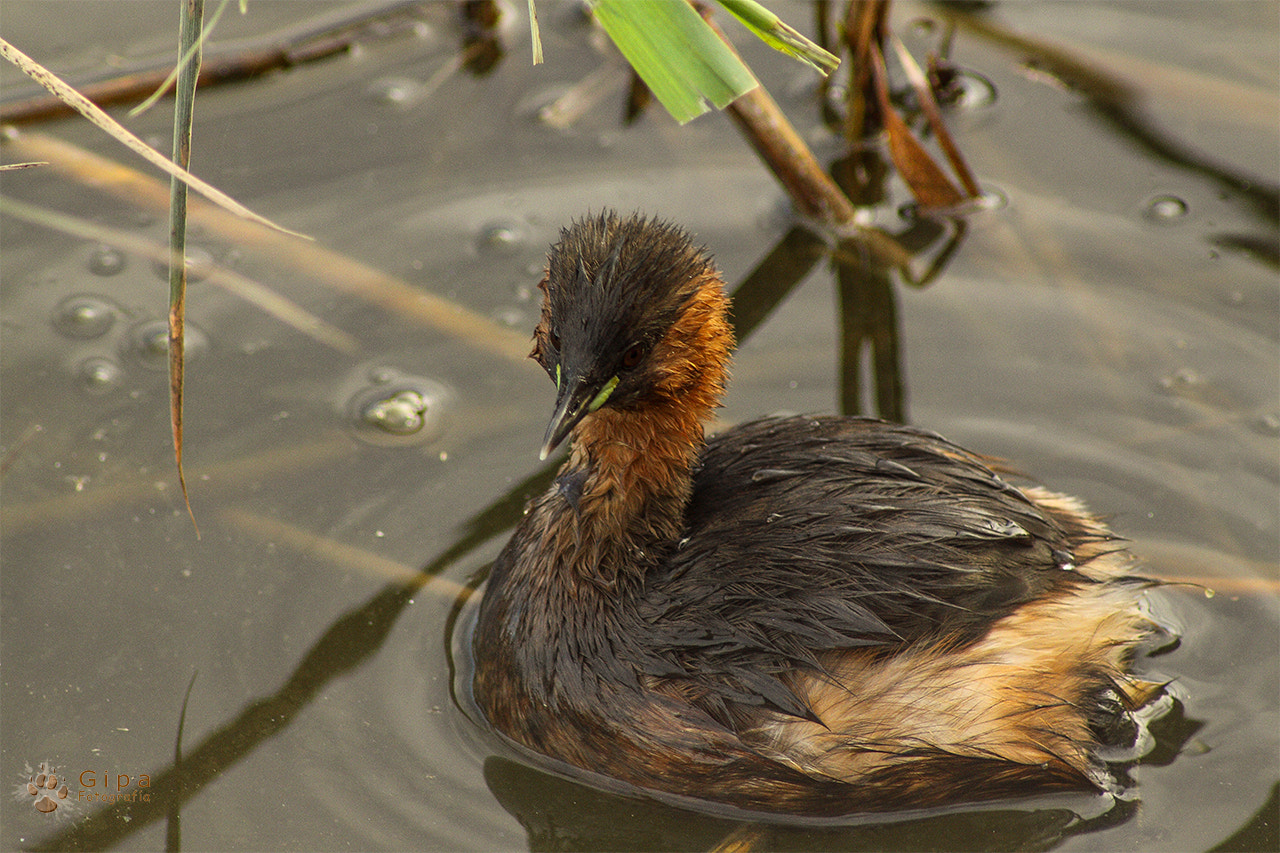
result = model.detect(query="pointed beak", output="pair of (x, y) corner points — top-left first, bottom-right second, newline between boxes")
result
(539, 371), (620, 460)
(540, 380), (589, 460)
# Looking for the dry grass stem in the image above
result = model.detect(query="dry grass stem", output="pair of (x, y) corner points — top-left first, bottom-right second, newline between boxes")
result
(0, 38), (307, 239)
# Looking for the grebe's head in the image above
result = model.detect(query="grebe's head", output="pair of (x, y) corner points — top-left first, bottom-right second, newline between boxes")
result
(531, 211), (732, 459)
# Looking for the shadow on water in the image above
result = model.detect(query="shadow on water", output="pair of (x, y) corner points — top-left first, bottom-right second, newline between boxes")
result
(1209, 781), (1280, 853)
(482, 753), (1150, 853)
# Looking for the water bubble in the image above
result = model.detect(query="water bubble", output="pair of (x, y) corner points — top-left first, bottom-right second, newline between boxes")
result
(363, 390), (430, 435)
(78, 357), (124, 394)
(53, 295), (118, 339)
(1143, 195), (1189, 223)
(129, 320), (210, 369)
(368, 77), (420, 106)
(1158, 366), (1203, 392)
(87, 246), (127, 276)
(367, 366), (398, 385)
(1252, 411), (1280, 436)
(150, 245), (214, 283)
(345, 369), (450, 446)
(139, 325), (169, 357)
(983, 187), (1009, 210)
(477, 220), (526, 255)
(951, 71), (997, 109)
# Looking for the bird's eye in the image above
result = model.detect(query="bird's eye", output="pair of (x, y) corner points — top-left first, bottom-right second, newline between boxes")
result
(548, 330), (561, 351)
(621, 343), (645, 369)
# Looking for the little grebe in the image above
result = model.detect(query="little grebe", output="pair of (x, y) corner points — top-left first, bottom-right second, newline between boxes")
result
(473, 211), (1159, 815)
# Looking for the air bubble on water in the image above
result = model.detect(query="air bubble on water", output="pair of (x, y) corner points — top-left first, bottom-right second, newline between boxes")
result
(87, 246), (127, 276)
(78, 357), (123, 394)
(952, 71), (997, 109)
(1158, 366), (1202, 392)
(53, 295), (118, 339)
(368, 77), (420, 106)
(367, 366), (398, 385)
(150, 245), (214, 283)
(130, 320), (209, 369)
(1143, 195), (1189, 223)
(1252, 412), (1280, 436)
(477, 220), (526, 256)
(345, 368), (451, 446)
(363, 390), (429, 435)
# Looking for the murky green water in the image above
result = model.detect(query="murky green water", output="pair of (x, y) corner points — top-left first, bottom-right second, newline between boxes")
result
(3, 2), (1277, 850)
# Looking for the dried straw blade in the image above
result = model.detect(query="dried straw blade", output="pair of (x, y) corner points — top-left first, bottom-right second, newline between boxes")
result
(169, 0), (206, 537)
(0, 37), (308, 239)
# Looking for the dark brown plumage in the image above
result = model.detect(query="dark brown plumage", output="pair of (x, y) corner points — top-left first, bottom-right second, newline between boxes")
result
(472, 211), (1160, 815)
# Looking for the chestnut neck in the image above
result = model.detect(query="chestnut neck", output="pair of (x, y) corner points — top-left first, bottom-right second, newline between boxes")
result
(550, 274), (733, 586)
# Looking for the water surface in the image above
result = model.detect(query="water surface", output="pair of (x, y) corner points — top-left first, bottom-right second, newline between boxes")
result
(2, 1), (1276, 850)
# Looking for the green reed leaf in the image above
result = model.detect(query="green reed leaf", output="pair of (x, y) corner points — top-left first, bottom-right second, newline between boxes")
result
(589, 0), (758, 124)
(716, 0), (840, 75)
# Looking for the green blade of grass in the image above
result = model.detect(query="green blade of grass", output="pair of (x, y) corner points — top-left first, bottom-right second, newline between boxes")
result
(131, 0), (235, 117)
(170, 0), (204, 537)
(716, 0), (839, 75)
(589, 0), (758, 124)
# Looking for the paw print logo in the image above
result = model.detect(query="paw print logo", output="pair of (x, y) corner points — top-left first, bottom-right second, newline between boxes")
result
(17, 762), (72, 816)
